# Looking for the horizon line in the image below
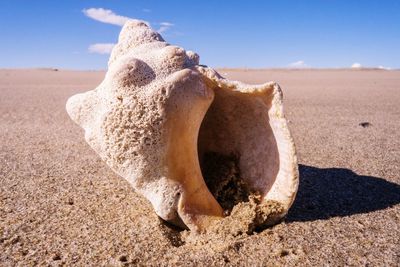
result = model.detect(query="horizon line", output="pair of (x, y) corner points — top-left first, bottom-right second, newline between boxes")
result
(0, 67), (398, 72)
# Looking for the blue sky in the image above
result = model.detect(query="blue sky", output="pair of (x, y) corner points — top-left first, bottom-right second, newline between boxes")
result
(0, 0), (399, 70)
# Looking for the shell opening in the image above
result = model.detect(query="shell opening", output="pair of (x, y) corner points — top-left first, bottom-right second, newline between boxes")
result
(197, 86), (280, 215)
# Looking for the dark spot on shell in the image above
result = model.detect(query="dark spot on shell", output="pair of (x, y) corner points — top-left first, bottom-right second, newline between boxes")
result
(52, 254), (61, 261)
(119, 255), (128, 262)
(280, 249), (290, 257)
(223, 255), (230, 263)
(144, 137), (151, 146)
(11, 236), (20, 244)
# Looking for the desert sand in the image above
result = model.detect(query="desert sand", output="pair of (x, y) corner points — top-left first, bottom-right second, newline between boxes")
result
(1, 68), (399, 266)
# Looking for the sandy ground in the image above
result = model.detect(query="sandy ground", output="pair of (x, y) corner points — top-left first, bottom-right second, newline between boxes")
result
(1, 68), (399, 266)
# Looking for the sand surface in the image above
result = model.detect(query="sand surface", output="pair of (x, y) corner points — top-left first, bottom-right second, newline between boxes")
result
(1, 68), (399, 266)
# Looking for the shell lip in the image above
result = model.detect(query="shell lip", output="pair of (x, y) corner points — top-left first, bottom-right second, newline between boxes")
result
(190, 66), (299, 229)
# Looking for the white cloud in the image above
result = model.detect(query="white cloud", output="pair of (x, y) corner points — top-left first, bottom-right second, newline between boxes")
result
(82, 8), (132, 26)
(351, 62), (362, 69)
(288, 60), (309, 68)
(83, 8), (176, 54)
(88, 43), (115, 54)
(378, 65), (391, 70)
(82, 8), (174, 34)
(157, 22), (174, 33)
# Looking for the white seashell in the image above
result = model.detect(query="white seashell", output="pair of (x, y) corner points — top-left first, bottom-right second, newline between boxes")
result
(66, 20), (299, 231)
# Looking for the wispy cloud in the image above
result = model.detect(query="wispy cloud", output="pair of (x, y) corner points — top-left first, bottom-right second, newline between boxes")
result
(88, 43), (115, 54)
(82, 8), (132, 26)
(142, 8), (151, 13)
(157, 22), (174, 33)
(351, 63), (392, 70)
(351, 62), (362, 69)
(288, 60), (309, 68)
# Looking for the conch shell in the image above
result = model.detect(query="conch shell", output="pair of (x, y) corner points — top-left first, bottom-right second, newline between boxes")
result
(66, 20), (298, 231)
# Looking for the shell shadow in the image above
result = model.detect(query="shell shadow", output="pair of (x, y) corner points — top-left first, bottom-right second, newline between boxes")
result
(286, 164), (400, 222)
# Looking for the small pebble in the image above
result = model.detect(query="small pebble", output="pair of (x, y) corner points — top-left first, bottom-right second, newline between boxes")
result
(359, 122), (371, 128)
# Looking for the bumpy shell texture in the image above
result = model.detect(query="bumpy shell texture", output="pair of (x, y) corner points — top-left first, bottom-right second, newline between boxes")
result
(66, 20), (299, 231)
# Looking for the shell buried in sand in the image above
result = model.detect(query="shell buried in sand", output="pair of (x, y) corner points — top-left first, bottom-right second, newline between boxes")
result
(66, 20), (299, 232)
